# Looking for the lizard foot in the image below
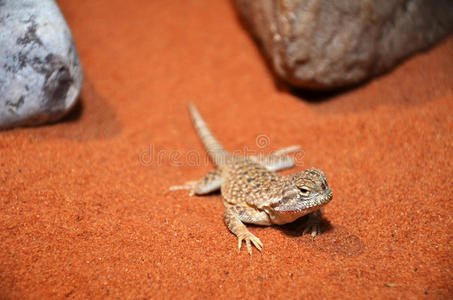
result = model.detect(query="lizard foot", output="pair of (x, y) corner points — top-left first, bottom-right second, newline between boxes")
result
(273, 145), (301, 156)
(303, 211), (322, 238)
(237, 231), (263, 255)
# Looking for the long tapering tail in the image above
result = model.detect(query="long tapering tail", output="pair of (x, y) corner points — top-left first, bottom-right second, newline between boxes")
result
(188, 102), (229, 166)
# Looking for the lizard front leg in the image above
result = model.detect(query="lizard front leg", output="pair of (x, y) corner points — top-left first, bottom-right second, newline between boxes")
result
(303, 209), (323, 238)
(169, 169), (221, 196)
(224, 206), (271, 255)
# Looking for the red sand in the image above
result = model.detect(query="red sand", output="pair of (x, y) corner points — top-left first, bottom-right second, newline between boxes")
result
(1, 1), (452, 298)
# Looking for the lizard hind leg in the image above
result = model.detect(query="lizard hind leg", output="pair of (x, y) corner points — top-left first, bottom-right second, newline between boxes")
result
(249, 145), (302, 172)
(169, 168), (222, 196)
(272, 145), (301, 156)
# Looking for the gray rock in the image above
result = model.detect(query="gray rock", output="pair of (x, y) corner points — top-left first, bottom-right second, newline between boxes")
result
(0, 0), (83, 129)
(235, 0), (453, 90)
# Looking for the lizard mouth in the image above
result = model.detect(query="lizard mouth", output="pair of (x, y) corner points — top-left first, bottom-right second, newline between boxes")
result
(274, 190), (332, 214)
(326, 190), (333, 202)
(273, 203), (320, 215)
(269, 204), (320, 224)
(267, 191), (332, 225)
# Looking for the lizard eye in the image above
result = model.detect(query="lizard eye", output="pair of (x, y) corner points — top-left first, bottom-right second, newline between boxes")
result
(299, 188), (310, 195)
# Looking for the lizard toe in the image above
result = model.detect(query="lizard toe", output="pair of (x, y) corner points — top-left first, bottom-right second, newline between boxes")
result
(303, 222), (321, 238)
(237, 232), (263, 255)
(169, 181), (198, 195)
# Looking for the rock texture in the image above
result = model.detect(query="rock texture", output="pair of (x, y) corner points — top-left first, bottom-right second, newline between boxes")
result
(0, 0), (83, 129)
(235, 0), (453, 90)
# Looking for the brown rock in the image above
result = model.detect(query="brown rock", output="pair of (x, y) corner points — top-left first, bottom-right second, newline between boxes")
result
(235, 0), (453, 90)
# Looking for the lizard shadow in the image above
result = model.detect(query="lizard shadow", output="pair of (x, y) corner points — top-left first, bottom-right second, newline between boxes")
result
(278, 216), (365, 258)
(245, 215), (332, 236)
(278, 215), (333, 237)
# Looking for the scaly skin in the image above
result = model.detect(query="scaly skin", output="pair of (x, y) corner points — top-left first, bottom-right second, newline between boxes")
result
(170, 103), (333, 255)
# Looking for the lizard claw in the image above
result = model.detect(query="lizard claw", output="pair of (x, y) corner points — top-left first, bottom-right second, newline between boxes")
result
(169, 181), (197, 196)
(237, 232), (263, 255)
(303, 222), (321, 238)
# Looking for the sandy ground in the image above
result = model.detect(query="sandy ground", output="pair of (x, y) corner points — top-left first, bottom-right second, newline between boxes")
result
(1, 0), (452, 298)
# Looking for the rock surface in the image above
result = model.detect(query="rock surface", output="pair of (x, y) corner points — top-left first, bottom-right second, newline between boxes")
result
(235, 0), (453, 90)
(0, 0), (83, 129)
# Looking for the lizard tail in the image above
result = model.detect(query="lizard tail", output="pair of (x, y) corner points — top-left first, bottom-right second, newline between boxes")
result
(188, 102), (228, 166)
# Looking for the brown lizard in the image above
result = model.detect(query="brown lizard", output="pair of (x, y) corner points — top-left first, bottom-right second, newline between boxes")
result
(170, 103), (333, 254)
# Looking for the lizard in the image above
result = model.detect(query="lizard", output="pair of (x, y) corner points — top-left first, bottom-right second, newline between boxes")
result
(170, 103), (333, 255)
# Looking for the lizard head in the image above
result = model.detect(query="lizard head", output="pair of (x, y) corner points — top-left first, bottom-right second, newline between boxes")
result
(266, 168), (333, 224)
